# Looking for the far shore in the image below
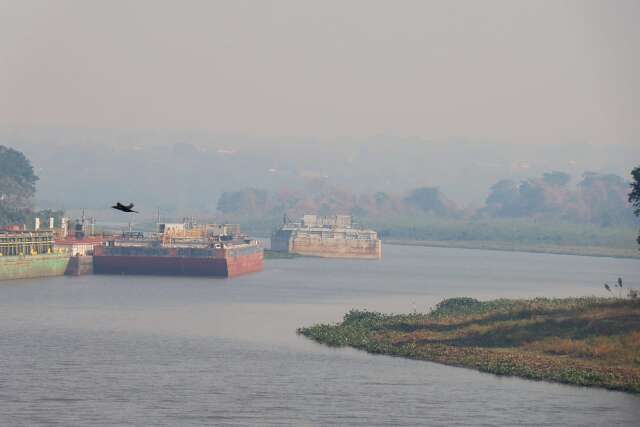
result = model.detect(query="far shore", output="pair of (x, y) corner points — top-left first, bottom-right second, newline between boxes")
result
(383, 239), (640, 260)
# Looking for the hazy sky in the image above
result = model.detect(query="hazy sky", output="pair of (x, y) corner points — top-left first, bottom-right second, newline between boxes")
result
(1, 0), (638, 143)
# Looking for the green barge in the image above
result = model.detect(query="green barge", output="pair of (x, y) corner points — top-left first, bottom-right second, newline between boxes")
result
(0, 230), (70, 281)
(0, 253), (71, 281)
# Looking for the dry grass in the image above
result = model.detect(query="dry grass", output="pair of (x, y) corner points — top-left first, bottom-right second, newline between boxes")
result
(525, 331), (640, 366)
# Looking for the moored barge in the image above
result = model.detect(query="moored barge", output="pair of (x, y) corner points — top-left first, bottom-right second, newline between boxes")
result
(93, 222), (263, 278)
(0, 230), (71, 280)
(271, 214), (381, 260)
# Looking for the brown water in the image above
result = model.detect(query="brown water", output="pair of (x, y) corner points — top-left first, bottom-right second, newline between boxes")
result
(1, 245), (639, 426)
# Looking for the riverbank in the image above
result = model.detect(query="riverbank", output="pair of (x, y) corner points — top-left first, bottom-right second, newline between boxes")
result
(298, 297), (640, 394)
(263, 249), (301, 260)
(383, 239), (640, 259)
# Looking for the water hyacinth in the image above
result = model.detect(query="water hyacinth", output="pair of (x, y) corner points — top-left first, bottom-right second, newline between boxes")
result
(298, 296), (640, 394)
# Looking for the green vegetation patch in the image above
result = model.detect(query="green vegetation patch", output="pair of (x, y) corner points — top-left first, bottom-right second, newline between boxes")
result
(383, 239), (640, 260)
(298, 297), (640, 394)
(368, 216), (637, 250)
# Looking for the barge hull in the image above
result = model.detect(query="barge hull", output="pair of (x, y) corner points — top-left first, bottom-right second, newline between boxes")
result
(272, 231), (381, 259)
(93, 252), (264, 278)
(0, 254), (71, 281)
(291, 239), (381, 259)
(226, 251), (264, 277)
(93, 255), (230, 276)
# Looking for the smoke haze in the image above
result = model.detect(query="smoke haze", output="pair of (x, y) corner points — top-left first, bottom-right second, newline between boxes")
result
(1, 1), (638, 214)
(1, 0), (638, 142)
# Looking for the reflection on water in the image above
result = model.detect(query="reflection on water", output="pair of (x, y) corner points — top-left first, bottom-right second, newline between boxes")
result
(1, 245), (639, 426)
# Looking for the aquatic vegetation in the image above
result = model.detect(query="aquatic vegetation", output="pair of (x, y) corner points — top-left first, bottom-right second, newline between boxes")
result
(298, 297), (640, 393)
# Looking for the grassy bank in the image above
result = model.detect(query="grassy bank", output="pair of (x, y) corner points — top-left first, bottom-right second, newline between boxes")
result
(366, 217), (637, 249)
(298, 297), (640, 394)
(263, 249), (301, 260)
(383, 239), (640, 259)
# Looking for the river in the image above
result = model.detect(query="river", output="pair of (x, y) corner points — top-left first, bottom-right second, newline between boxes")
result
(1, 244), (639, 426)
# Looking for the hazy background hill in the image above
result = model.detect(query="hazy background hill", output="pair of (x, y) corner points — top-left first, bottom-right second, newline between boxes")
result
(4, 127), (638, 220)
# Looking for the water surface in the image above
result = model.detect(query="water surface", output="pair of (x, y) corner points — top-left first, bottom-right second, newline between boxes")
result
(1, 245), (639, 426)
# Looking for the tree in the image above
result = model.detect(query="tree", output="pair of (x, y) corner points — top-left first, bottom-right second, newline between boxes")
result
(579, 172), (636, 227)
(374, 192), (390, 207)
(404, 187), (453, 216)
(543, 171), (571, 187)
(0, 146), (38, 190)
(518, 180), (546, 214)
(629, 166), (640, 247)
(217, 188), (269, 215)
(630, 166), (640, 217)
(0, 146), (39, 225)
(485, 180), (519, 215)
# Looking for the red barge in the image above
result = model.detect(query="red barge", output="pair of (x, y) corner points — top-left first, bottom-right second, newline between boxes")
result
(93, 222), (263, 278)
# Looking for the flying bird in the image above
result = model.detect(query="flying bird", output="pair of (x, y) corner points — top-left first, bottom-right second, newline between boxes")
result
(112, 202), (138, 213)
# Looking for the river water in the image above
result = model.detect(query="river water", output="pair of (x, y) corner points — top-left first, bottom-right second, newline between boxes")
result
(1, 245), (639, 426)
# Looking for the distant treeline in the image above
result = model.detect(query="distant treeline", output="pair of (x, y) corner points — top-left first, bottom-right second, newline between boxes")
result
(216, 170), (637, 228)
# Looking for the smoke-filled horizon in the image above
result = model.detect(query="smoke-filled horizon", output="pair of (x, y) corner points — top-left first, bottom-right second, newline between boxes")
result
(4, 128), (638, 216)
(1, 0), (639, 144)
